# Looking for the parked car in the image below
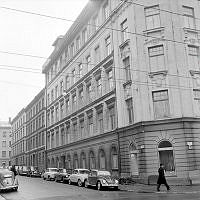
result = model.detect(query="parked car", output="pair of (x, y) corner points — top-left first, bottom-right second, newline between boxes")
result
(85, 170), (118, 190)
(28, 166), (41, 177)
(0, 168), (19, 191)
(68, 169), (90, 187)
(55, 168), (72, 183)
(43, 168), (58, 181)
(19, 166), (29, 176)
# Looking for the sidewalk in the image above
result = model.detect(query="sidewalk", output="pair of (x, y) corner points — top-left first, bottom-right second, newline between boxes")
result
(119, 183), (200, 194)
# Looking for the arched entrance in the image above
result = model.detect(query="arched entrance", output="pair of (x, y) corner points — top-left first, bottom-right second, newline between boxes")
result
(129, 143), (139, 176)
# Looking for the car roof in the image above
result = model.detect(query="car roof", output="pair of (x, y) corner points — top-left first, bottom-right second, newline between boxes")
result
(74, 168), (89, 171)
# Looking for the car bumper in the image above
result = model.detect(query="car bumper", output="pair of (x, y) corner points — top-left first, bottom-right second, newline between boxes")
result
(0, 185), (18, 191)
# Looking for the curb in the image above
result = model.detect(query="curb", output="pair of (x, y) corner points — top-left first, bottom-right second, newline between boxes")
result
(0, 195), (6, 200)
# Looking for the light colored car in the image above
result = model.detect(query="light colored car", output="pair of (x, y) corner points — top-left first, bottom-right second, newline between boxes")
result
(0, 168), (19, 191)
(85, 170), (118, 190)
(43, 168), (58, 181)
(68, 169), (90, 187)
(55, 168), (72, 183)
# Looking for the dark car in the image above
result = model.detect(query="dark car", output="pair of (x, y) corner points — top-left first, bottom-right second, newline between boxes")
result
(28, 166), (41, 177)
(55, 168), (72, 183)
(0, 168), (18, 191)
(85, 170), (118, 190)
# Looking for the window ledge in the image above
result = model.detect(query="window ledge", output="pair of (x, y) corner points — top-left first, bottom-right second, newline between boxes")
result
(123, 80), (132, 88)
(149, 70), (168, 78)
(143, 26), (165, 35)
(183, 27), (199, 33)
(190, 70), (200, 76)
(119, 39), (130, 50)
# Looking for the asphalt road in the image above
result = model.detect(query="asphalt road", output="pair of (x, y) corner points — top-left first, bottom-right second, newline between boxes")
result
(0, 176), (200, 200)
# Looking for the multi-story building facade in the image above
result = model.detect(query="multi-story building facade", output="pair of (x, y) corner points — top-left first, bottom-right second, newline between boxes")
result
(0, 121), (12, 166)
(26, 89), (46, 172)
(42, 0), (200, 184)
(11, 109), (26, 166)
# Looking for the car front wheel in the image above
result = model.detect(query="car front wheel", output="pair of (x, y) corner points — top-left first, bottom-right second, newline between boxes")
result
(84, 180), (89, 188)
(77, 179), (82, 187)
(97, 181), (102, 191)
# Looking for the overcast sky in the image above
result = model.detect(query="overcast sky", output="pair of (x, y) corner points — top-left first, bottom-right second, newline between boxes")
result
(0, 0), (88, 121)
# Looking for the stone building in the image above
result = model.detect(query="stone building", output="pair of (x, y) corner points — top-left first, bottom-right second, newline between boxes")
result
(11, 109), (26, 166)
(42, 0), (200, 184)
(0, 121), (12, 166)
(25, 89), (46, 172)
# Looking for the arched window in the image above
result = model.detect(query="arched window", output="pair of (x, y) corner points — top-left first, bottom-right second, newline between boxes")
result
(89, 151), (96, 169)
(73, 154), (79, 169)
(80, 152), (86, 168)
(66, 155), (71, 169)
(56, 157), (59, 168)
(99, 149), (106, 170)
(158, 141), (175, 172)
(129, 143), (139, 176)
(111, 146), (118, 169)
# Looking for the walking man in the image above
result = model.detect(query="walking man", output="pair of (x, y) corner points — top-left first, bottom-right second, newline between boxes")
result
(157, 163), (170, 191)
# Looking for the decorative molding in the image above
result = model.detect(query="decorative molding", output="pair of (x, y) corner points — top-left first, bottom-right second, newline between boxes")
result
(149, 70), (168, 88)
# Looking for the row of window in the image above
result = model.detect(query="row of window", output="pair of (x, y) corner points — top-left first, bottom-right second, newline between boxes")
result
(13, 114), (25, 132)
(26, 98), (45, 121)
(1, 151), (11, 158)
(12, 140), (25, 157)
(48, 146), (118, 170)
(2, 141), (11, 148)
(13, 126), (25, 143)
(26, 132), (45, 151)
(26, 113), (45, 135)
(47, 104), (115, 149)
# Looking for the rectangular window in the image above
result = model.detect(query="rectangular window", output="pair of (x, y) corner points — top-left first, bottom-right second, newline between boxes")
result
(152, 90), (170, 119)
(60, 102), (64, 119)
(107, 70), (114, 90)
(108, 106), (115, 130)
(2, 141), (6, 147)
(72, 122), (78, 142)
(60, 80), (64, 95)
(95, 45), (101, 64)
(82, 28), (87, 44)
(72, 94), (77, 110)
(105, 35), (111, 56)
(72, 69), (76, 85)
(76, 36), (81, 51)
(3, 132), (6, 138)
(96, 77), (102, 96)
(121, 19), (129, 43)
(51, 109), (54, 124)
(183, 6), (195, 29)
(65, 75), (70, 90)
(188, 46), (199, 70)
(126, 98), (134, 124)
(66, 98), (70, 114)
(103, 1), (109, 20)
(88, 114), (93, 136)
(61, 128), (65, 146)
(86, 55), (91, 71)
(148, 45), (165, 72)
(78, 63), (83, 78)
(71, 43), (75, 57)
(145, 5), (161, 30)
(97, 110), (103, 133)
(123, 56), (131, 82)
(79, 119), (84, 139)
(79, 89), (84, 106)
(2, 151), (6, 157)
(86, 83), (92, 102)
(55, 107), (59, 122)
(51, 89), (54, 102)
(55, 85), (58, 99)
(194, 89), (200, 114)
(66, 125), (70, 144)
(93, 15), (99, 32)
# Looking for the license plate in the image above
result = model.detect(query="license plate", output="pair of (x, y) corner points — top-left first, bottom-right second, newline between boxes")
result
(4, 178), (12, 186)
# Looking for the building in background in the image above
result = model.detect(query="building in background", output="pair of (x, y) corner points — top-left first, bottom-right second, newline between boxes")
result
(0, 120), (12, 166)
(11, 109), (26, 166)
(25, 89), (46, 172)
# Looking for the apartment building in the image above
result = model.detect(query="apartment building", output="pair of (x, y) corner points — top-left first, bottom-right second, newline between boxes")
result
(25, 89), (46, 172)
(42, 0), (200, 184)
(11, 109), (26, 166)
(0, 121), (12, 166)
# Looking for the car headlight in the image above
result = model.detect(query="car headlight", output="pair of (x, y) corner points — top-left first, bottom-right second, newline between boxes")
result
(102, 179), (106, 184)
(115, 180), (118, 184)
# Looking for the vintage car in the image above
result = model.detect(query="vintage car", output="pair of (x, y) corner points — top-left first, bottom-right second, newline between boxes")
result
(19, 166), (29, 176)
(28, 166), (41, 177)
(43, 168), (58, 181)
(54, 168), (72, 183)
(68, 169), (90, 187)
(85, 170), (118, 190)
(0, 168), (18, 191)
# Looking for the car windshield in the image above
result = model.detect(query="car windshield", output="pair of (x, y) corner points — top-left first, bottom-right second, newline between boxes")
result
(23, 166), (28, 170)
(98, 171), (111, 176)
(79, 170), (90, 174)
(49, 168), (58, 172)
